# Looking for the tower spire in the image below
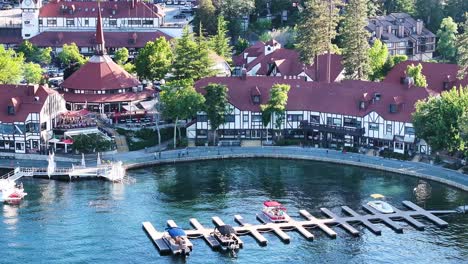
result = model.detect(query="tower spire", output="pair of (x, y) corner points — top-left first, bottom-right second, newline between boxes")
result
(95, 0), (105, 55)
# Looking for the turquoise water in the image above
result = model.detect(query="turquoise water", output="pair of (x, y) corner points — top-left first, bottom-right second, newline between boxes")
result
(0, 159), (467, 263)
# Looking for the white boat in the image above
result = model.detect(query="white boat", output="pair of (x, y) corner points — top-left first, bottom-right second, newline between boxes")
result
(257, 201), (290, 223)
(162, 227), (192, 257)
(367, 200), (394, 214)
(212, 225), (241, 254)
(0, 180), (27, 204)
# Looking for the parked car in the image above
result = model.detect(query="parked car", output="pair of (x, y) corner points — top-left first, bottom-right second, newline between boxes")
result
(173, 13), (186, 19)
(1, 4), (13, 10)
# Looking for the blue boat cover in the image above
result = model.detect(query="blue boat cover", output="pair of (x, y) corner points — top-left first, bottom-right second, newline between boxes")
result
(167, 227), (186, 238)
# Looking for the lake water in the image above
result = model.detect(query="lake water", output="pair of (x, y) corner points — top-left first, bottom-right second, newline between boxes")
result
(1, 159), (467, 264)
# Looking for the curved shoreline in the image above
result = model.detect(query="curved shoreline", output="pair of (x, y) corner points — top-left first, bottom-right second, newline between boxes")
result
(121, 147), (468, 192)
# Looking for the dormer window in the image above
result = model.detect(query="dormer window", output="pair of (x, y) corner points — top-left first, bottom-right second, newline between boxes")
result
(374, 93), (381, 101)
(389, 104), (398, 113)
(359, 101), (365, 109)
(252, 95), (260, 104)
(7, 106), (15, 115)
(443, 81), (449, 90)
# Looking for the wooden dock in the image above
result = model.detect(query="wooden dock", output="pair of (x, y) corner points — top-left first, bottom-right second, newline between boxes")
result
(142, 201), (459, 256)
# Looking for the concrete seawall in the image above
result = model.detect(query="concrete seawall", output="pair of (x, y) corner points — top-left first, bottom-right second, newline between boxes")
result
(123, 149), (468, 192)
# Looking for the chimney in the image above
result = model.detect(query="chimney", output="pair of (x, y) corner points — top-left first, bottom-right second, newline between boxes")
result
(398, 24), (404, 38)
(387, 25), (392, 34)
(416, 19), (423, 35)
(57, 32), (64, 42)
(131, 0), (136, 9)
(375, 25), (382, 39)
(240, 68), (247, 80)
(132, 32), (137, 44)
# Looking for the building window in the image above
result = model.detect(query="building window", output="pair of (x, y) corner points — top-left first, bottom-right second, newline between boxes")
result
(24, 21), (30, 25)
(344, 117), (359, 127)
(109, 19), (117, 26)
(128, 20), (142, 25)
(7, 106), (14, 115)
(386, 124), (392, 133)
(389, 104), (398, 113)
(310, 115), (320, 124)
(47, 19), (57, 26)
(369, 123), (379, 131)
(143, 20), (153, 25)
(252, 114), (262, 122)
(327, 117), (342, 126)
(243, 114), (249, 122)
(386, 43), (392, 48)
(398, 41), (406, 47)
(398, 49), (406, 55)
(15, 143), (24, 151)
(197, 114), (207, 122)
(225, 114), (235, 123)
(38, 19), (42, 25)
(405, 126), (415, 135)
(287, 114), (303, 122)
(252, 95), (260, 104)
(66, 19), (74, 26)
(196, 129), (207, 136)
(84, 19), (89, 26)
(395, 142), (404, 149)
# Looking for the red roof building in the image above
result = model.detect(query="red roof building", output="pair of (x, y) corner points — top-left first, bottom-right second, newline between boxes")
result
(0, 84), (66, 153)
(232, 41), (344, 82)
(383, 60), (468, 94)
(59, 4), (154, 114)
(190, 76), (435, 154)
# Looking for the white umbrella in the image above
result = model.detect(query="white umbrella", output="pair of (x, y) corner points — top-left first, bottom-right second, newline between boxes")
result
(81, 153), (86, 167)
(97, 152), (101, 166)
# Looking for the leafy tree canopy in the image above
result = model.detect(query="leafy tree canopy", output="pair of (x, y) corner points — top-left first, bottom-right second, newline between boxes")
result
(0, 46), (24, 84)
(436, 17), (458, 62)
(57, 43), (86, 66)
(135, 37), (173, 81)
(368, 39), (389, 81)
(406, 63), (428, 88)
(17, 40), (52, 65)
(114, 47), (129, 65)
(23, 62), (43, 84)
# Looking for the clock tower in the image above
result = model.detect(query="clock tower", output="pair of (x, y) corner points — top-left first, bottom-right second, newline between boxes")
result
(21, 0), (42, 39)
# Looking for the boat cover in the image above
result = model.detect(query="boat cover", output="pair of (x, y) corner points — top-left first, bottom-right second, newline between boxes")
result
(167, 227), (186, 238)
(264, 201), (282, 207)
(217, 225), (235, 236)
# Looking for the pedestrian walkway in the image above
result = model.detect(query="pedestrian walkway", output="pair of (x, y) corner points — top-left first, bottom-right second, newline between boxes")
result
(102, 146), (468, 191)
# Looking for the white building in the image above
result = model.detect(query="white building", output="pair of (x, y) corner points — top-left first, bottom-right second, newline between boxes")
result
(189, 76), (432, 154)
(0, 84), (67, 154)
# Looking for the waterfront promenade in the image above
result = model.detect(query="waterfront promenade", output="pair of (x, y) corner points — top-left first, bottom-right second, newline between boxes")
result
(104, 146), (468, 191)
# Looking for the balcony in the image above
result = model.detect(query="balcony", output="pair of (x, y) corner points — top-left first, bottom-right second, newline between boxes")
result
(300, 121), (365, 137)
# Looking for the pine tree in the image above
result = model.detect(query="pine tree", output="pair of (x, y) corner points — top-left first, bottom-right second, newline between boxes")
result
(436, 17), (458, 63)
(296, 0), (341, 82)
(415, 0), (444, 32)
(457, 13), (468, 79)
(341, 0), (370, 80)
(193, 0), (217, 36)
(211, 15), (233, 62)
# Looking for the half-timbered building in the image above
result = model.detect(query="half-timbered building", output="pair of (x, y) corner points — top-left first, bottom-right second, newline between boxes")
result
(189, 76), (433, 154)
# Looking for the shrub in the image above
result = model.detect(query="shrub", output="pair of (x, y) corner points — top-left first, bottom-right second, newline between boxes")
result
(379, 149), (410, 160)
(72, 134), (112, 153)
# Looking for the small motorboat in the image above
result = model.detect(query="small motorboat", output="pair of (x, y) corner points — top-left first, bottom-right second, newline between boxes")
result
(257, 200), (290, 223)
(0, 181), (27, 204)
(162, 227), (192, 257)
(367, 200), (394, 214)
(212, 224), (241, 255)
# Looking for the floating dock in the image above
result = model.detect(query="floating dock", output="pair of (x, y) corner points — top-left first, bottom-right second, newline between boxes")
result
(143, 201), (458, 256)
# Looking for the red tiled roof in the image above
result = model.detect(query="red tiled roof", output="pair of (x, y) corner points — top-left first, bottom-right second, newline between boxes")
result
(383, 61), (468, 93)
(232, 41), (265, 66)
(61, 55), (140, 90)
(62, 88), (154, 103)
(233, 45), (343, 82)
(0, 28), (22, 45)
(39, 1), (163, 18)
(195, 76), (431, 123)
(29, 30), (171, 48)
(0, 84), (56, 123)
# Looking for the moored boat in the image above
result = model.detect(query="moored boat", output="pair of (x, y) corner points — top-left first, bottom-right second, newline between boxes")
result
(212, 224), (241, 254)
(367, 200), (394, 214)
(0, 181), (27, 204)
(162, 227), (192, 257)
(257, 201), (290, 223)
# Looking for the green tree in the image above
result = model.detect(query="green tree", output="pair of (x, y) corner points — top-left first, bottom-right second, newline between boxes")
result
(341, 0), (370, 80)
(0, 46), (24, 84)
(413, 86), (468, 154)
(457, 13), (468, 79)
(406, 63), (428, 87)
(220, 0), (255, 36)
(193, 0), (217, 36)
(211, 15), (233, 61)
(17, 40), (52, 65)
(160, 79), (205, 148)
(234, 37), (249, 55)
(415, 0), (444, 32)
(23, 62), (43, 84)
(445, 0), (468, 24)
(296, 0), (341, 82)
(135, 37), (173, 81)
(382, 54), (408, 76)
(203, 83), (228, 145)
(72, 134), (112, 153)
(57, 43), (86, 66)
(368, 39), (389, 81)
(436, 17), (458, 62)
(172, 27), (214, 81)
(123, 63), (136, 74)
(114, 47), (129, 65)
(261, 84), (290, 141)
(383, 0), (415, 14)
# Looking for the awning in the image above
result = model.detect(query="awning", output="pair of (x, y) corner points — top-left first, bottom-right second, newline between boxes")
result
(264, 201), (282, 207)
(167, 227), (186, 238)
(122, 105), (141, 112)
(217, 225), (235, 236)
(140, 99), (158, 111)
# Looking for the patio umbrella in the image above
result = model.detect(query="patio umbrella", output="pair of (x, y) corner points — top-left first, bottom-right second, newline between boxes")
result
(81, 153), (86, 167)
(97, 152), (101, 166)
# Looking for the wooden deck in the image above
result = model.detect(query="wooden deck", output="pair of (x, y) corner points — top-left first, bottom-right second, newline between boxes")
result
(143, 201), (459, 256)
